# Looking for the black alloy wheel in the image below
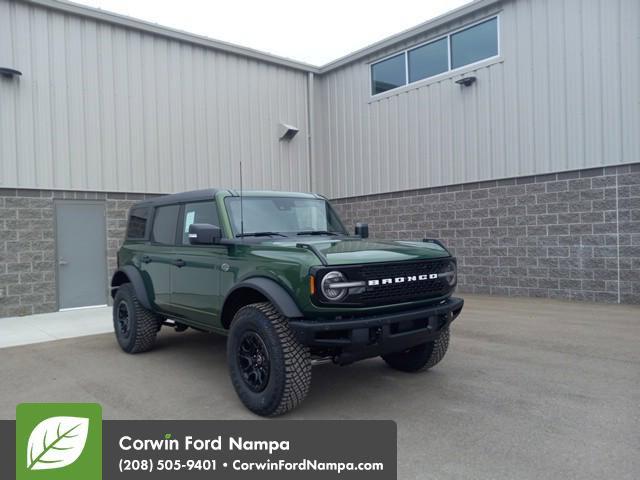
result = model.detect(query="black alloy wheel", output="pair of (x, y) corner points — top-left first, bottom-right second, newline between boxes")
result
(116, 301), (131, 337)
(237, 331), (271, 392)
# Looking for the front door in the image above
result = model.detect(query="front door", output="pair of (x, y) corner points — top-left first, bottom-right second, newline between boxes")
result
(55, 201), (108, 309)
(171, 201), (223, 328)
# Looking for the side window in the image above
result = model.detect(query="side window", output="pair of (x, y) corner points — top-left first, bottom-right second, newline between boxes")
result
(151, 205), (180, 245)
(182, 201), (220, 245)
(127, 207), (149, 239)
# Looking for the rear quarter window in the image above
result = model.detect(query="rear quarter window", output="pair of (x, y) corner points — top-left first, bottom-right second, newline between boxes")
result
(127, 207), (150, 240)
(151, 205), (180, 245)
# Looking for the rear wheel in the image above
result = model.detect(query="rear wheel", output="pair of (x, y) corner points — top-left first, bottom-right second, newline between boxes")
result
(113, 283), (161, 353)
(227, 302), (311, 416)
(382, 327), (450, 372)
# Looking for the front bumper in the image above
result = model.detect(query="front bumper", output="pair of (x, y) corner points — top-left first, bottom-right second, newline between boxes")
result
(289, 297), (464, 365)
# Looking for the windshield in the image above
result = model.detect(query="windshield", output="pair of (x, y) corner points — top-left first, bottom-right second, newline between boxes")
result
(225, 196), (347, 236)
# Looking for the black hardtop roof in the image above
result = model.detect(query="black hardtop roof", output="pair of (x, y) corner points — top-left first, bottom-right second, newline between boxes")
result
(132, 188), (323, 209)
(134, 188), (221, 208)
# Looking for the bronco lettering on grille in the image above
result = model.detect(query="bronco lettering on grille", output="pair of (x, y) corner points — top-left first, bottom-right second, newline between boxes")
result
(367, 273), (440, 286)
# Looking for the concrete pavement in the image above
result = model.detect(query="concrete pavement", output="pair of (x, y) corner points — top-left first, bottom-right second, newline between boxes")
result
(0, 295), (638, 479)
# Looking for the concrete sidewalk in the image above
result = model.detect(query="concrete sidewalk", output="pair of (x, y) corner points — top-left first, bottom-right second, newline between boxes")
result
(0, 306), (112, 348)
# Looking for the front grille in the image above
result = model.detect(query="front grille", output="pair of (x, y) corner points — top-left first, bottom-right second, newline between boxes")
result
(355, 259), (451, 305)
(314, 258), (454, 307)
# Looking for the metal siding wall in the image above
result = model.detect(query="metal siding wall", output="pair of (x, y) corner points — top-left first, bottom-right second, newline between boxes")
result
(2, 0), (638, 197)
(313, 0), (640, 199)
(0, 0), (310, 193)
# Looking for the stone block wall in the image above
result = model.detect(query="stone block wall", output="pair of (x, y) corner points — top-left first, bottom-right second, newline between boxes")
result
(2, 164), (639, 318)
(0, 190), (56, 316)
(0, 189), (158, 317)
(332, 164), (640, 304)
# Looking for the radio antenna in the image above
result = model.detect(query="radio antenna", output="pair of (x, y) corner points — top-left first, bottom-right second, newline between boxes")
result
(239, 161), (244, 238)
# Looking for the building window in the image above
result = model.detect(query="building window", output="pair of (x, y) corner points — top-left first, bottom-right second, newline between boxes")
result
(181, 201), (220, 245)
(151, 205), (180, 245)
(408, 37), (448, 83)
(450, 17), (498, 69)
(371, 53), (406, 95)
(370, 15), (499, 96)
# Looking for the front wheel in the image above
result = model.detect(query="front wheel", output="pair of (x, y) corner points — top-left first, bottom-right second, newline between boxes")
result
(381, 327), (450, 372)
(227, 302), (311, 416)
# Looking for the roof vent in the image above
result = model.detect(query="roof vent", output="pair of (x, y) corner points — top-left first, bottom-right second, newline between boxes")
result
(278, 123), (299, 141)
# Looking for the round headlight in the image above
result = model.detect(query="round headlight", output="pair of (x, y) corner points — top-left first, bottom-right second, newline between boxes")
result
(440, 261), (457, 286)
(321, 271), (348, 301)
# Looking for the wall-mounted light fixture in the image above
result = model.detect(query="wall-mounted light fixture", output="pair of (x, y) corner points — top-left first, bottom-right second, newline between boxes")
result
(278, 123), (299, 141)
(0, 67), (22, 79)
(455, 76), (476, 87)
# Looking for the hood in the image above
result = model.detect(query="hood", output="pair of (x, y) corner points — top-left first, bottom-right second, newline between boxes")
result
(269, 238), (450, 265)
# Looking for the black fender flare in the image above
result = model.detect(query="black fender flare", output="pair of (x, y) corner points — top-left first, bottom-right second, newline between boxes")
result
(225, 277), (304, 319)
(110, 266), (153, 310)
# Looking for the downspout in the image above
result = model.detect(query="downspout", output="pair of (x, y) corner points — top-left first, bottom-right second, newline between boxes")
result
(306, 71), (315, 192)
(615, 172), (621, 304)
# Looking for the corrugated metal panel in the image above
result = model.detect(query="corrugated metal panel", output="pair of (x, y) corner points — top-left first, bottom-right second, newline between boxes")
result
(0, 0), (310, 193)
(1, 0), (638, 197)
(313, 0), (640, 199)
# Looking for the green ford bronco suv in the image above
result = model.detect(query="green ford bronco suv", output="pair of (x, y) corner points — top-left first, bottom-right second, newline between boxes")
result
(111, 189), (463, 416)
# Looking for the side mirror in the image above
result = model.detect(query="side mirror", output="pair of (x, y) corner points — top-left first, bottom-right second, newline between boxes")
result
(188, 223), (222, 245)
(355, 222), (369, 239)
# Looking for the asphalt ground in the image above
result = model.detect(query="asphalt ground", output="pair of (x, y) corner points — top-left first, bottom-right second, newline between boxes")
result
(1, 294), (638, 479)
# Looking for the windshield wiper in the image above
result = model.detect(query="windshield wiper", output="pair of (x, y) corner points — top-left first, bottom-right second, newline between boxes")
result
(296, 230), (341, 236)
(236, 231), (287, 238)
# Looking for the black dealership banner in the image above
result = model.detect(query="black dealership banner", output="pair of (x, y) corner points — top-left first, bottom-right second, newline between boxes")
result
(2, 419), (396, 479)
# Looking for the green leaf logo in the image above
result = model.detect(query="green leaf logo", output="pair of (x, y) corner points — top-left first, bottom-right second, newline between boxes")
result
(26, 416), (90, 471)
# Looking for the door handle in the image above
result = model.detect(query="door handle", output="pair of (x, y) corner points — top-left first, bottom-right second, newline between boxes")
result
(58, 258), (68, 266)
(173, 259), (186, 268)
(141, 255), (152, 264)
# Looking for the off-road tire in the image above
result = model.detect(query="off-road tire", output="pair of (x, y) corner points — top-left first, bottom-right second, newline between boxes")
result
(227, 302), (311, 416)
(113, 283), (161, 354)
(382, 327), (450, 372)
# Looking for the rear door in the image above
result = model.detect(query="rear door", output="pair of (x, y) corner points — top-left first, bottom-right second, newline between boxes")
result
(142, 204), (180, 313)
(170, 201), (224, 328)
